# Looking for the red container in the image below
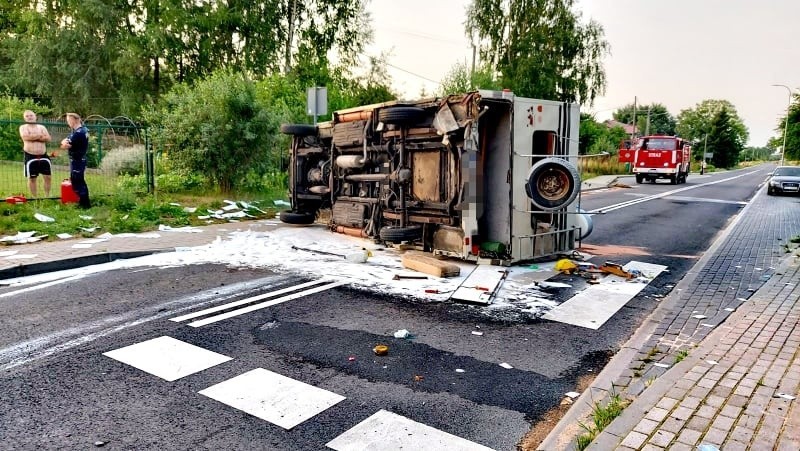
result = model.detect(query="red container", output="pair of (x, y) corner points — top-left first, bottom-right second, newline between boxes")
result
(5, 195), (27, 204)
(61, 179), (79, 204)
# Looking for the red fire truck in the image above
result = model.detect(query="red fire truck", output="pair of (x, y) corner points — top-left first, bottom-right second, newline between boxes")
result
(619, 135), (691, 184)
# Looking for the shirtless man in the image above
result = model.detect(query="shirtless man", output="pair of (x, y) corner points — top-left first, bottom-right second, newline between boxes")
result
(19, 110), (53, 197)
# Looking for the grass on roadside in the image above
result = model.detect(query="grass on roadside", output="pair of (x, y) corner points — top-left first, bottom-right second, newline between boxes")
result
(575, 393), (630, 450)
(0, 190), (283, 240)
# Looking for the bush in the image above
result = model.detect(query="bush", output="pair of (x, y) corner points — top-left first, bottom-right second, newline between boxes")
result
(100, 145), (146, 176)
(116, 174), (148, 192)
(156, 171), (204, 193)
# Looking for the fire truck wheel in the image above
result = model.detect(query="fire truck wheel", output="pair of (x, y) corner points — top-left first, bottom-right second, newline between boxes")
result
(635, 174), (643, 184)
(280, 124), (318, 136)
(379, 107), (425, 125)
(669, 175), (677, 185)
(279, 210), (316, 225)
(525, 158), (581, 211)
(379, 225), (422, 243)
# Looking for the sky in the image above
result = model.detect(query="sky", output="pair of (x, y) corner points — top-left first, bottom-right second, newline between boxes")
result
(365, 0), (800, 147)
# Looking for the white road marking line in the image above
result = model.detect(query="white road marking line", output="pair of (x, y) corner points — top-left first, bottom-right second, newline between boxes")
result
(103, 336), (232, 381)
(589, 170), (759, 214)
(0, 273), (87, 298)
(0, 276), (285, 371)
(326, 409), (495, 451)
(188, 280), (347, 327)
(199, 368), (345, 430)
(542, 261), (668, 330)
(170, 279), (327, 322)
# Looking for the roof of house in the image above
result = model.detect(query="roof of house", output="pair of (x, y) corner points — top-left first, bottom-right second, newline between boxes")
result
(603, 119), (636, 134)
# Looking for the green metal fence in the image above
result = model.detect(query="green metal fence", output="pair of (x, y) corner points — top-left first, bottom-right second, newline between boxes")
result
(0, 117), (152, 201)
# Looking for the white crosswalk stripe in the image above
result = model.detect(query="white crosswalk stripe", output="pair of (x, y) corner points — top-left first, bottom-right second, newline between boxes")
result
(199, 368), (346, 430)
(327, 409), (495, 451)
(103, 336), (232, 381)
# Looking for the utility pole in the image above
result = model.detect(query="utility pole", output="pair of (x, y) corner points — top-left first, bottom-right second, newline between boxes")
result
(771, 84), (792, 166)
(645, 106), (651, 136)
(631, 96), (637, 141)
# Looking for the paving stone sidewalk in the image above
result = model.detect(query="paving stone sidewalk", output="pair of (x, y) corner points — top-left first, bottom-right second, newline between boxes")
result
(589, 256), (800, 450)
(579, 189), (800, 450)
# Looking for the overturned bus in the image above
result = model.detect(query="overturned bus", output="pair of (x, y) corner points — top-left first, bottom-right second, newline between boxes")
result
(279, 90), (589, 264)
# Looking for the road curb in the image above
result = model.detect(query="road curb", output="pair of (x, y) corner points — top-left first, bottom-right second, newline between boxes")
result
(537, 184), (765, 450)
(0, 249), (172, 281)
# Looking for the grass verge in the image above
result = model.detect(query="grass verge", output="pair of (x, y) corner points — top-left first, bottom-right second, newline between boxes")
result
(0, 190), (282, 241)
(575, 393), (630, 450)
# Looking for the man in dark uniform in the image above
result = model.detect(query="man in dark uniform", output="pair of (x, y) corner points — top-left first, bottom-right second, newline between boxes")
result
(60, 112), (91, 208)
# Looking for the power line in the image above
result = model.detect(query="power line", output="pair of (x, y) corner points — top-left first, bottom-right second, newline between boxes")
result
(359, 52), (441, 85)
(379, 27), (469, 48)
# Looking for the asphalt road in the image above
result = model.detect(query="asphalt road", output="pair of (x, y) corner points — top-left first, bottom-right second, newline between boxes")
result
(0, 164), (776, 450)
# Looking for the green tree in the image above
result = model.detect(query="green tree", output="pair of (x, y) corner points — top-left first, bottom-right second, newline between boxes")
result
(676, 99), (748, 160)
(706, 109), (743, 168)
(0, 1), (373, 117)
(613, 103), (676, 136)
(144, 71), (280, 193)
(579, 114), (627, 155)
(437, 62), (501, 96)
(466, 0), (609, 105)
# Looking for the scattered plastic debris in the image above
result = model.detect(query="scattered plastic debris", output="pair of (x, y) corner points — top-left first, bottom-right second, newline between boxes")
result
(692, 315), (707, 319)
(56, 233), (72, 240)
(158, 225), (202, 233)
(79, 227), (99, 233)
(455, 369), (465, 373)
(273, 200), (291, 207)
(538, 281), (572, 289)
(775, 393), (796, 400)
(373, 345), (389, 356)
(499, 363), (513, 369)
(697, 445), (720, 451)
(554, 259), (577, 273)
(471, 331), (484, 336)
(654, 363), (670, 368)
(79, 215), (93, 220)
(565, 391), (580, 399)
(706, 360), (718, 366)
(183, 207), (197, 213)
(393, 329), (411, 339)
(0, 231), (44, 244)
(33, 213), (55, 222)
(347, 356), (356, 362)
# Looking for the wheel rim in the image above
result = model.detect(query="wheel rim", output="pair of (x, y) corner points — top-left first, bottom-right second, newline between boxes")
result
(537, 168), (572, 201)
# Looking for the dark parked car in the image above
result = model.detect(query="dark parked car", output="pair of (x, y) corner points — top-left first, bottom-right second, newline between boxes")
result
(767, 166), (800, 195)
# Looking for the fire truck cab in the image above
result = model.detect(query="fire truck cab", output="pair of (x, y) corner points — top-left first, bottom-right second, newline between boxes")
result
(629, 135), (691, 184)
